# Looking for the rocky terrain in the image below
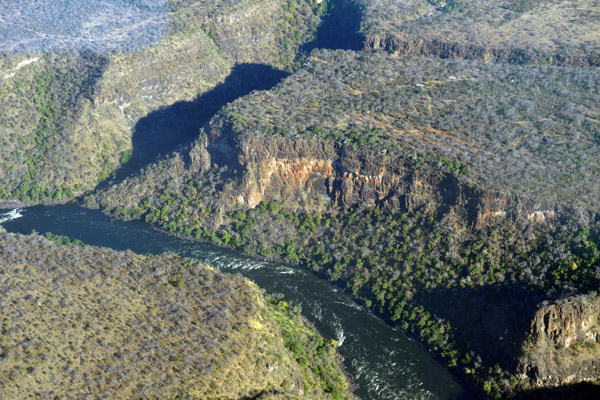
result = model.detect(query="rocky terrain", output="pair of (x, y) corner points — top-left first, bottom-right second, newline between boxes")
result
(91, 48), (600, 397)
(1, 0), (600, 398)
(358, 0), (600, 66)
(519, 293), (600, 389)
(0, 0), (324, 203)
(0, 228), (352, 399)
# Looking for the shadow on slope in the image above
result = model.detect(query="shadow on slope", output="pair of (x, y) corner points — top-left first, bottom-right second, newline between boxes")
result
(421, 284), (544, 369)
(98, 63), (289, 188)
(302, 0), (364, 52)
(514, 382), (600, 400)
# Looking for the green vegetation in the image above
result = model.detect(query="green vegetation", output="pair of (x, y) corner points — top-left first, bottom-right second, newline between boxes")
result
(0, 0), (326, 205)
(268, 295), (351, 399)
(0, 54), (106, 203)
(3, 0), (600, 397)
(0, 229), (351, 399)
(217, 50), (600, 212)
(99, 186), (600, 397)
(359, 0), (600, 66)
(93, 49), (600, 397)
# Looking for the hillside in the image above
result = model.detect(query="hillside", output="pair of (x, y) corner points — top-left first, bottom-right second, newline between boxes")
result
(0, 228), (352, 399)
(357, 0), (600, 66)
(0, 0), (324, 203)
(94, 49), (600, 227)
(215, 50), (600, 219)
(2, 0), (599, 205)
(92, 49), (600, 397)
(2, 0), (600, 398)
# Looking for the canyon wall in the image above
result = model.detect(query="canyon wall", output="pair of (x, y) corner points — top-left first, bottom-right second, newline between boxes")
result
(0, 0), (322, 203)
(519, 294), (600, 388)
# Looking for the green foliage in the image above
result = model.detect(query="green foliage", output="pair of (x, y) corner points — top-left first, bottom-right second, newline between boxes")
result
(99, 173), (600, 397)
(221, 50), (600, 212)
(267, 294), (351, 399)
(43, 232), (85, 247)
(0, 230), (350, 398)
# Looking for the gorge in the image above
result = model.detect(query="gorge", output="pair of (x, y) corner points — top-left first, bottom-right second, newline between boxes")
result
(1, 0), (600, 398)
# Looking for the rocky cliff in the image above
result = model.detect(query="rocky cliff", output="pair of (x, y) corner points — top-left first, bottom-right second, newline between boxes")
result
(0, 0), (323, 203)
(358, 0), (600, 67)
(97, 50), (599, 226)
(3, 0), (600, 398)
(519, 294), (600, 388)
(92, 49), (600, 398)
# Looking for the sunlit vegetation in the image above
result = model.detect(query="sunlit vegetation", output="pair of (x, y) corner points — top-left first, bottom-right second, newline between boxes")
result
(100, 181), (600, 397)
(3, 0), (599, 397)
(0, 53), (106, 203)
(359, 0), (600, 66)
(0, 228), (351, 399)
(93, 48), (600, 397)
(0, 0), (326, 204)
(221, 50), (600, 212)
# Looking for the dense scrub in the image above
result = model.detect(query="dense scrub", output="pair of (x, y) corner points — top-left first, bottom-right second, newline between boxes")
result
(221, 50), (600, 215)
(91, 49), (600, 397)
(0, 0), (325, 204)
(99, 185), (600, 397)
(0, 54), (108, 202)
(358, 0), (600, 66)
(0, 228), (351, 399)
(3, 0), (600, 397)
(96, 49), (600, 219)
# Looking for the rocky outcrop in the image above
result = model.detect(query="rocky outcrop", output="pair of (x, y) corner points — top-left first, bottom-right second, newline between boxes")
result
(0, 0), (322, 203)
(358, 0), (600, 68)
(519, 294), (600, 388)
(190, 118), (533, 228)
(364, 36), (600, 68)
(90, 47), (600, 399)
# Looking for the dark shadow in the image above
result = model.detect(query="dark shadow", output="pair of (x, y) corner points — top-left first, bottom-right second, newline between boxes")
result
(420, 285), (544, 369)
(514, 382), (600, 400)
(301, 0), (364, 53)
(98, 63), (289, 188)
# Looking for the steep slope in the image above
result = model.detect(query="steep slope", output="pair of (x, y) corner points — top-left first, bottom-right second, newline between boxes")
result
(92, 49), (600, 397)
(0, 228), (352, 399)
(95, 49), (600, 225)
(519, 293), (600, 388)
(0, 0), (325, 203)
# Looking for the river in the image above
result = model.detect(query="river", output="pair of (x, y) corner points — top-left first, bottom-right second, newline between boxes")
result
(1, 205), (476, 400)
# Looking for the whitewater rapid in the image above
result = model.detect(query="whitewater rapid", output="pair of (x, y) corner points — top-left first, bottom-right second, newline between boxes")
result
(0, 208), (23, 224)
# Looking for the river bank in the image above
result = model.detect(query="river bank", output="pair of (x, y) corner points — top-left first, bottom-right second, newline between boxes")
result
(0, 204), (470, 400)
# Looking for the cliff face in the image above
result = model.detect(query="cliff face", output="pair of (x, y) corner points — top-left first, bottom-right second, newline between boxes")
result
(176, 49), (600, 226)
(519, 294), (600, 388)
(189, 118), (513, 229)
(364, 36), (600, 68)
(358, 0), (600, 67)
(92, 48), (600, 398)
(0, 0), (322, 204)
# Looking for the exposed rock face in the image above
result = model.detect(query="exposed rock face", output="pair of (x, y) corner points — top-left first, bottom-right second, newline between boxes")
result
(197, 119), (488, 223)
(180, 111), (578, 230)
(0, 0), (321, 203)
(90, 47), (600, 398)
(364, 36), (600, 68)
(358, 0), (600, 67)
(95, 46), (600, 230)
(519, 294), (600, 388)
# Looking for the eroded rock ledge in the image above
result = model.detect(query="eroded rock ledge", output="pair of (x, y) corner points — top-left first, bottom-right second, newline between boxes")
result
(519, 293), (600, 388)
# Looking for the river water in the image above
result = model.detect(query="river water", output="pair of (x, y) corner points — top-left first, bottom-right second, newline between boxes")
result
(1, 205), (475, 400)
